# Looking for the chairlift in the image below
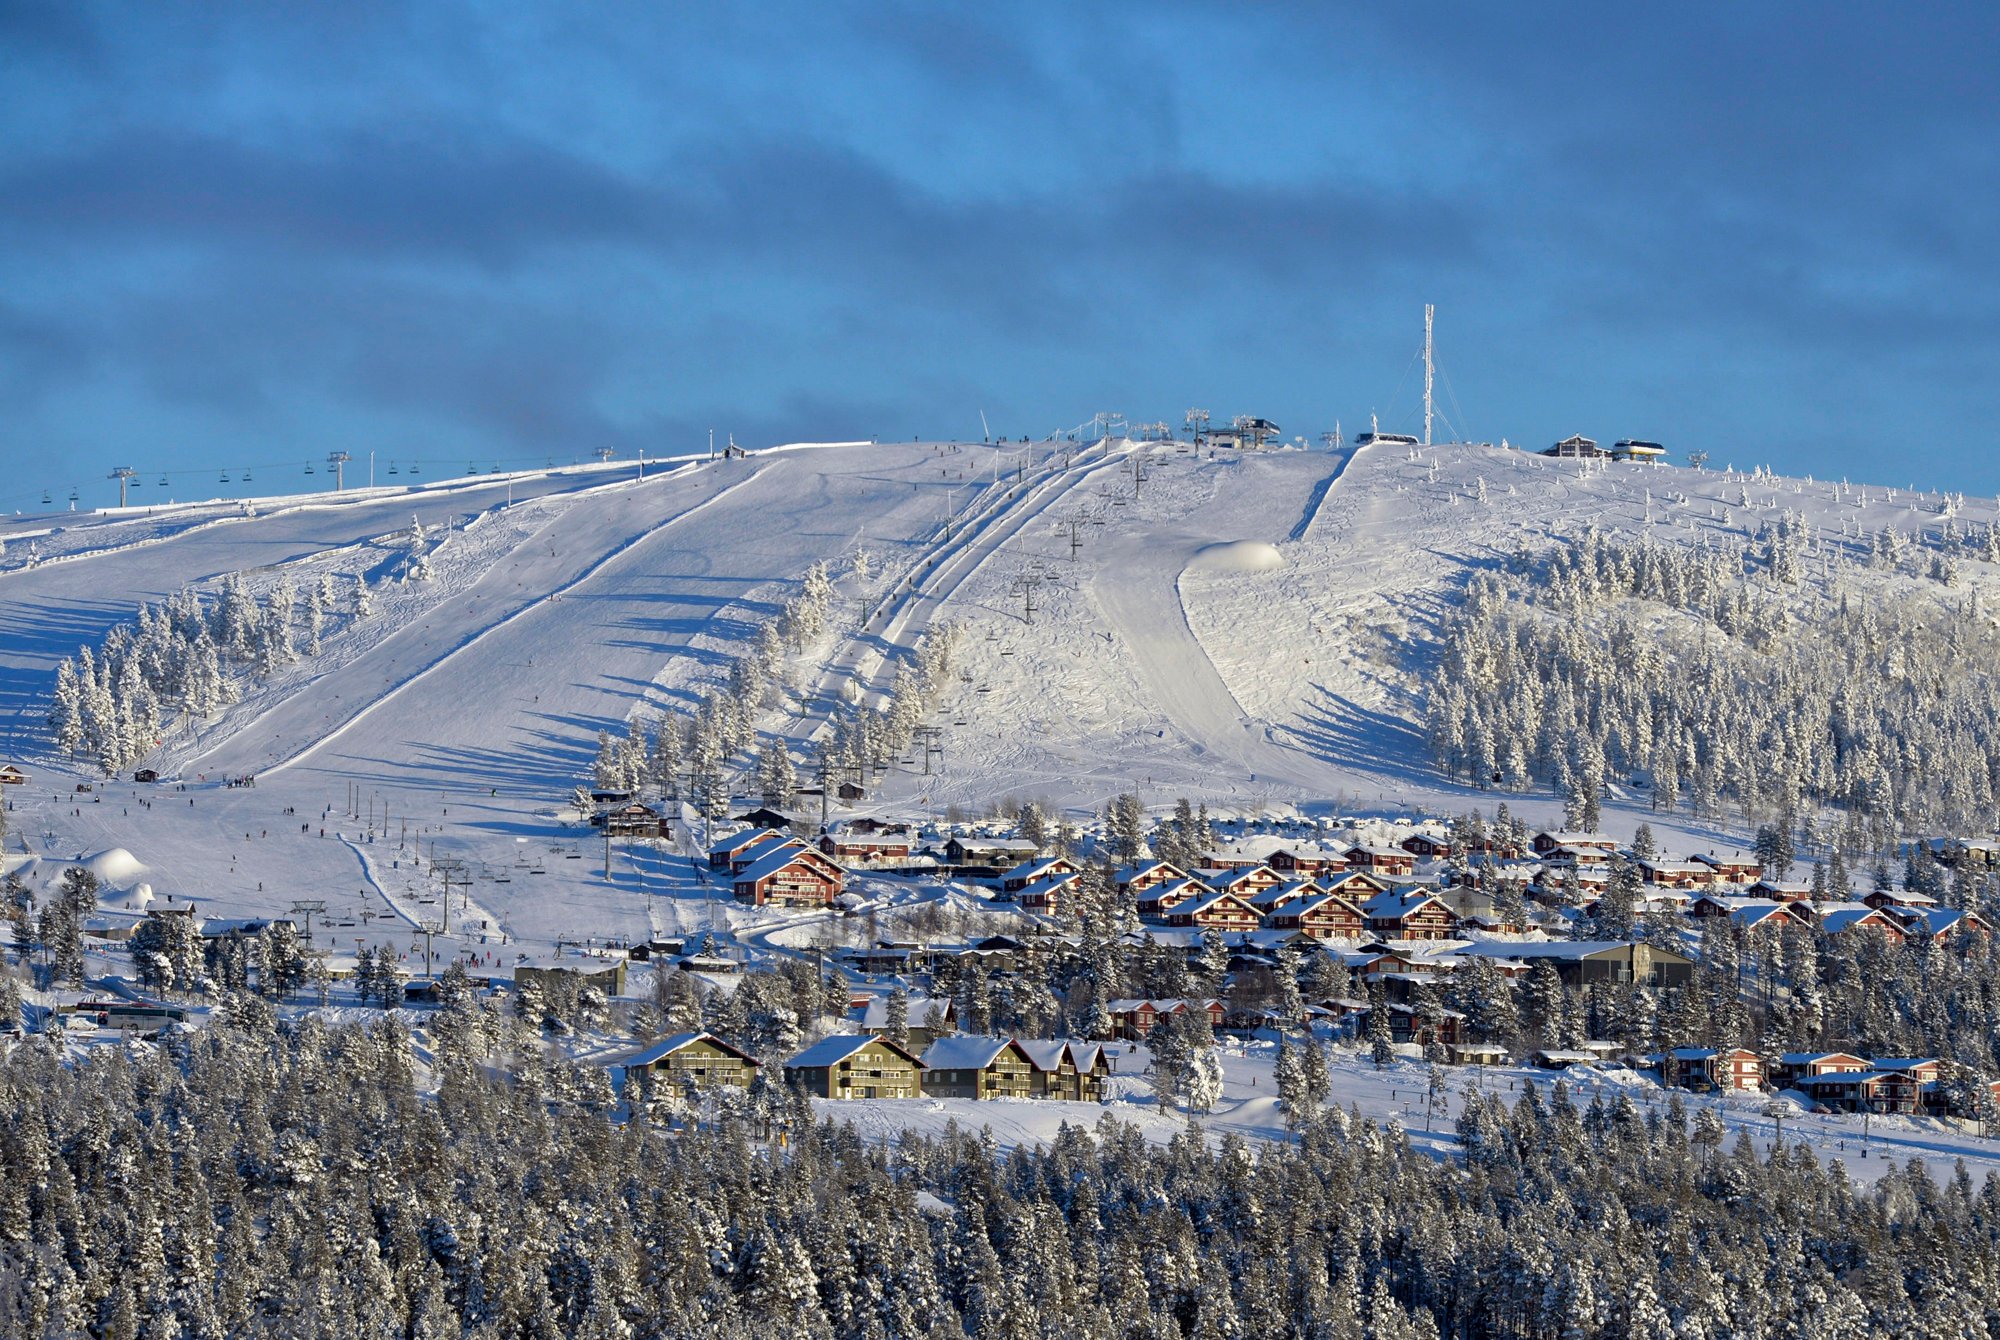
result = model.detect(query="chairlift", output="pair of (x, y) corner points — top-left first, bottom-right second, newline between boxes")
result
(220, 471), (231, 484)
(41, 489), (52, 504)
(387, 461), (399, 476)
(409, 461), (421, 476)
(240, 468), (253, 482)
(467, 463), (479, 475)
(68, 488), (78, 503)
(303, 462), (314, 475)
(157, 474), (169, 487)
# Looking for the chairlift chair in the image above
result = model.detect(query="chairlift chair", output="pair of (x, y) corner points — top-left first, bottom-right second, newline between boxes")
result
(240, 468), (252, 482)
(157, 474), (169, 487)
(68, 488), (78, 502)
(41, 489), (52, 504)
(387, 461), (399, 475)
(303, 462), (314, 475)
(220, 471), (231, 484)
(409, 461), (421, 476)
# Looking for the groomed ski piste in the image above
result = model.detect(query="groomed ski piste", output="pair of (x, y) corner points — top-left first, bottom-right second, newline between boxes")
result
(10, 433), (2000, 1181)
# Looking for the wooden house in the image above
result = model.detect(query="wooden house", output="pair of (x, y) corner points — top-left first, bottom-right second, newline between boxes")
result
(731, 806), (802, 831)
(733, 845), (845, 907)
(597, 802), (670, 838)
(819, 829), (914, 865)
(616, 1031), (759, 1091)
(1104, 998), (1224, 1040)
(1361, 890), (1460, 941)
(1017, 1041), (1110, 1101)
(1635, 858), (1711, 890)
(1321, 870), (1391, 901)
(999, 856), (1079, 894)
(516, 957), (627, 997)
(856, 995), (957, 1047)
(918, 1036), (1037, 1100)
(708, 828), (795, 873)
(1900, 907), (1995, 943)
(1696, 853), (1763, 884)
(1166, 890), (1262, 932)
(1266, 893), (1368, 942)
(1817, 906), (1909, 942)
(1345, 845), (1416, 877)
(1770, 1052), (1870, 1088)
(1270, 846), (1347, 877)
(942, 836), (1041, 869)
(0, 763), (27, 786)
(784, 1035), (925, 1099)
(1195, 864), (1284, 899)
(1661, 1047), (1765, 1093)
(1116, 860), (1190, 894)
(1543, 435), (1604, 459)
(1399, 832), (1453, 860)
(1862, 888), (1938, 914)
(1531, 830), (1617, 857)
(1454, 941), (1696, 989)
(1011, 871), (1079, 915)
(1135, 877), (1206, 919)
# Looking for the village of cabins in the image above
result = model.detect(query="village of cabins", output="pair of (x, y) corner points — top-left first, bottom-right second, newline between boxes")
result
(571, 804), (2000, 1118)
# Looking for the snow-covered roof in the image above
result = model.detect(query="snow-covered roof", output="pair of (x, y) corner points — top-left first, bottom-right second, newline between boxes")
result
(1820, 906), (1900, 933)
(616, 1031), (756, 1069)
(734, 845), (826, 885)
(920, 1036), (1015, 1071)
(785, 1034), (921, 1069)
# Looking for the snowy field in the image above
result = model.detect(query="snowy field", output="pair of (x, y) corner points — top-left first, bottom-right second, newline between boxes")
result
(8, 436), (2000, 971)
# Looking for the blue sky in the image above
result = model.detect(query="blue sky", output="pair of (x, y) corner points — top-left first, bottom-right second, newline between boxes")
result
(3, 3), (1998, 511)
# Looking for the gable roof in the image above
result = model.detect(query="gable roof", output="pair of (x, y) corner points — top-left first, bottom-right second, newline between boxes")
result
(785, 1034), (924, 1070)
(1820, 906), (1903, 933)
(618, 1031), (759, 1069)
(708, 827), (790, 857)
(735, 844), (838, 885)
(920, 1036), (1025, 1071)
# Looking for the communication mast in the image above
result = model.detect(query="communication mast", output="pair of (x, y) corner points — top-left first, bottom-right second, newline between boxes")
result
(1423, 303), (1435, 448)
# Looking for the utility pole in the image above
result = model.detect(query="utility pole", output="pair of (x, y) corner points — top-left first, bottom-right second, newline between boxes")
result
(108, 466), (137, 508)
(288, 900), (327, 947)
(1422, 303), (1435, 448)
(417, 919), (444, 979)
(432, 858), (466, 934)
(1011, 573), (1043, 625)
(328, 451), (352, 491)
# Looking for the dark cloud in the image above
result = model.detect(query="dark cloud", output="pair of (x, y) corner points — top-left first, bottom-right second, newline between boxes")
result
(0, 127), (663, 268)
(2, 3), (1998, 500)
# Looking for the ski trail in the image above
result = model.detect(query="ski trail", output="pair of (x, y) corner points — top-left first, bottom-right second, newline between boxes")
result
(1289, 445), (1368, 542)
(206, 463), (763, 779)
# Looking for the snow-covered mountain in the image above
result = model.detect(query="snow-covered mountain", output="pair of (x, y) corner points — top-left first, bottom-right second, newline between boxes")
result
(3, 435), (1994, 955)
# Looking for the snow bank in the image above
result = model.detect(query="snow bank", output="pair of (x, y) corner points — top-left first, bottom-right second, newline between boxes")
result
(1189, 539), (1285, 572)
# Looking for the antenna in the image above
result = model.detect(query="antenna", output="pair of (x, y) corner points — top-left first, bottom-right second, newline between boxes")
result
(1423, 303), (1435, 448)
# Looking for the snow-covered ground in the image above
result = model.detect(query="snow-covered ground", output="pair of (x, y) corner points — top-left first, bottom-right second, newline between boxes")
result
(822, 1035), (2000, 1190)
(5, 436), (1998, 968)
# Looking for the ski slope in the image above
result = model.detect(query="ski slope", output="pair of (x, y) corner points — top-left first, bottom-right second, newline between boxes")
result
(7, 436), (2000, 963)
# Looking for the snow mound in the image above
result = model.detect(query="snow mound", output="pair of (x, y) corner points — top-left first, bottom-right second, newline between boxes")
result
(102, 881), (155, 911)
(85, 848), (148, 888)
(1189, 539), (1284, 572)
